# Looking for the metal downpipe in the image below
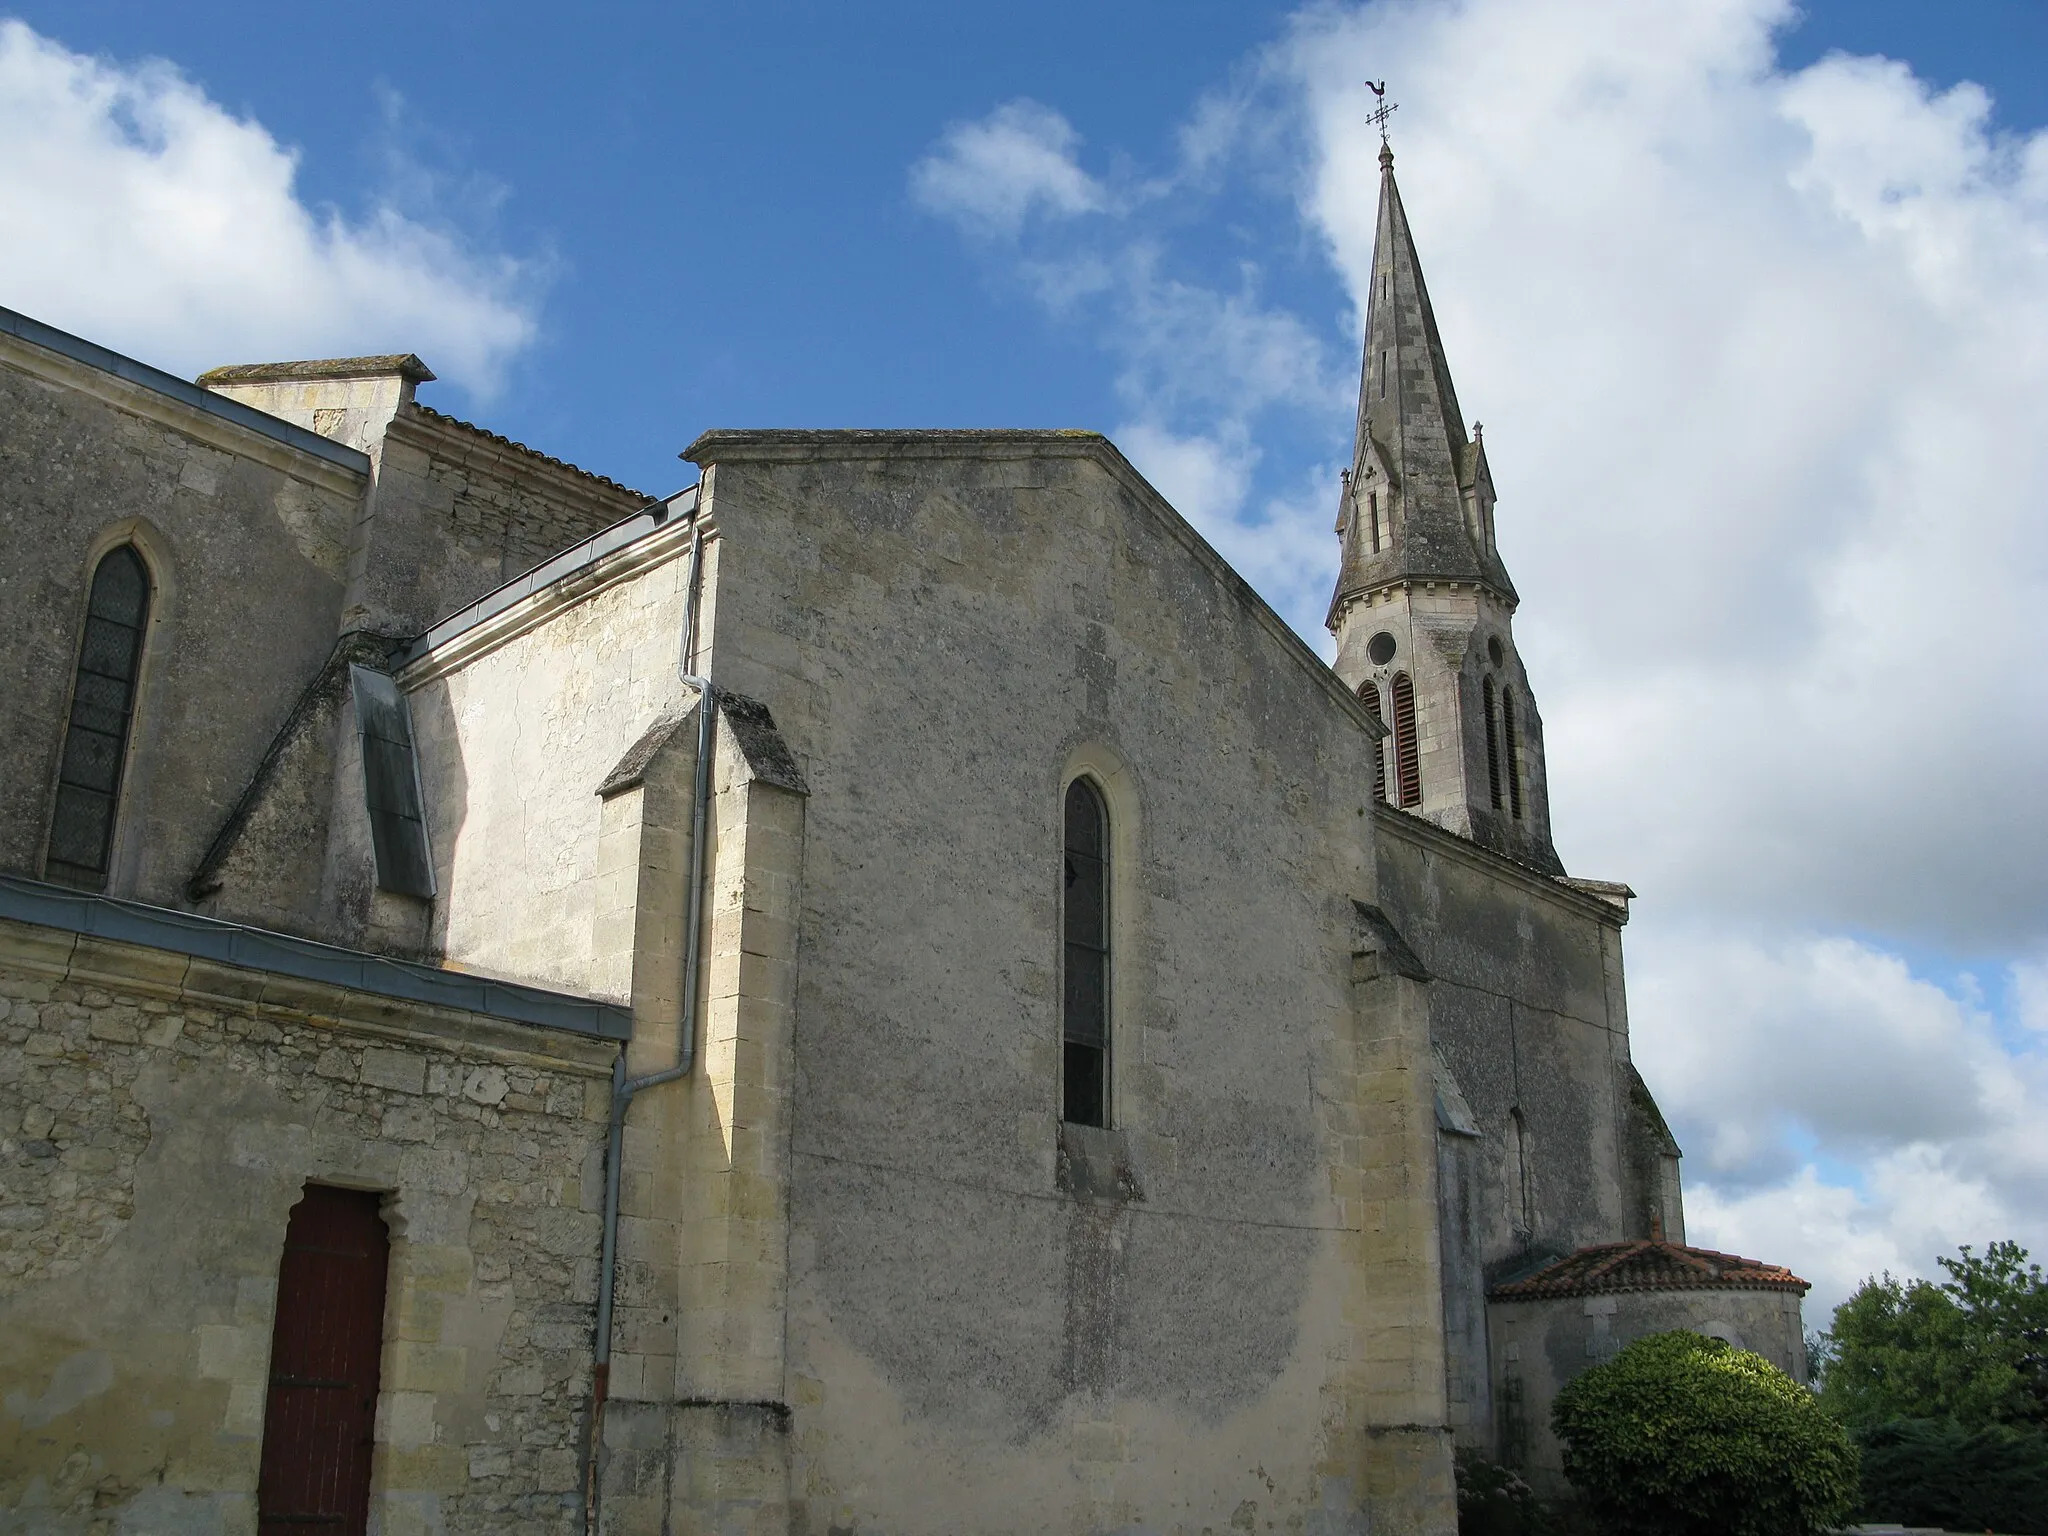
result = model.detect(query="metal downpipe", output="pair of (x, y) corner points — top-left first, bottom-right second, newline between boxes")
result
(584, 524), (716, 1534)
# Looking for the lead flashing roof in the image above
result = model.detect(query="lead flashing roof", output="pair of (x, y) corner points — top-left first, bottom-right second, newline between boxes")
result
(0, 305), (371, 475)
(0, 873), (629, 1042)
(397, 486), (700, 666)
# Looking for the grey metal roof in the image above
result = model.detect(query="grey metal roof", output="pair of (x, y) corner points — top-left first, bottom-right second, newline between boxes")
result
(398, 485), (699, 666)
(0, 873), (630, 1042)
(0, 305), (372, 475)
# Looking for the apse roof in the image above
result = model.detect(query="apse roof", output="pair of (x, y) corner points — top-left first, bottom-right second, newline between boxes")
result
(1489, 1240), (1810, 1301)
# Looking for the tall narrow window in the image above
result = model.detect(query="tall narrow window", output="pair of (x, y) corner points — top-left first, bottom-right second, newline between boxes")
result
(1501, 689), (1525, 820)
(1380, 350), (1388, 398)
(1507, 1108), (1533, 1238)
(1367, 491), (1381, 553)
(1357, 682), (1387, 803)
(1391, 672), (1422, 808)
(1483, 677), (1503, 811)
(257, 1185), (390, 1535)
(46, 546), (151, 891)
(1062, 778), (1110, 1128)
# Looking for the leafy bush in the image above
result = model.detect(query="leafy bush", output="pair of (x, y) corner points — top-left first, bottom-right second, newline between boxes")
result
(1856, 1416), (2048, 1533)
(1454, 1448), (1551, 1536)
(1551, 1330), (1858, 1536)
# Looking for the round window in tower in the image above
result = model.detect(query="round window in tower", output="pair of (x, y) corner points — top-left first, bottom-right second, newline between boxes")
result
(1367, 631), (1397, 666)
(1487, 636), (1505, 668)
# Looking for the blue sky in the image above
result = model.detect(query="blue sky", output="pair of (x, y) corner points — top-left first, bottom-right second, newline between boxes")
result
(4, 0), (2046, 1324)
(20, 0), (2039, 499)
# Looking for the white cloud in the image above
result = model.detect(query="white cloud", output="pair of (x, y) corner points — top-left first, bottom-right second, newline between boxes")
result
(1630, 929), (2048, 1320)
(0, 20), (540, 396)
(1279, 0), (2048, 946)
(2015, 958), (2048, 1034)
(910, 100), (1110, 239)
(917, 0), (2048, 1319)
(1271, 0), (2048, 1321)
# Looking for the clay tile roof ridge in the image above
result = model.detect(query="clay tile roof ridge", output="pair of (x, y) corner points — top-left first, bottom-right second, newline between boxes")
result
(1489, 1238), (1809, 1300)
(403, 401), (649, 500)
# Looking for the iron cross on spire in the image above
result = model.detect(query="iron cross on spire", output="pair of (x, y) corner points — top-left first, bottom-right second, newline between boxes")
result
(1364, 80), (1397, 142)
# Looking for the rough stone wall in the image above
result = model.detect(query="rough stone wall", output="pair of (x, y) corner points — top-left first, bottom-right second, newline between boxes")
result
(363, 409), (647, 637)
(0, 333), (362, 905)
(1489, 1288), (1809, 1493)
(1372, 809), (1641, 1458)
(690, 435), (1448, 1535)
(0, 921), (615, 1535)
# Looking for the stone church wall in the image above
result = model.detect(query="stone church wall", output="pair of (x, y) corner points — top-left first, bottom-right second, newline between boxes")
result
(1370, 807), (1651, 1456)
(1489, 1288), (1809, 1493)
(0, 913), (617, 1536)
(0, 320), (365, 908)
(687, 433), (1453, 1535)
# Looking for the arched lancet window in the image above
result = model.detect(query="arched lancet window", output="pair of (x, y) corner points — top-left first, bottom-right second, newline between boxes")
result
(1501, 687), (1524, 820)
(1390, 672), (1421, 809)
(46, 546), (151, 890)
(1367, 491), (1381, 554)
(1357, 681), (1387, 803)
(1063, 778), (1110, 1128)
(1507, 1107), (1533, 1238)
(1483, 676), (1503, 811)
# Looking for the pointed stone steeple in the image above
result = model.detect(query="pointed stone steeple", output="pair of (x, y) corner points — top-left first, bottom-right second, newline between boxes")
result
(1332, 142), (1515, 620)
(1330, 141), (1560, 873)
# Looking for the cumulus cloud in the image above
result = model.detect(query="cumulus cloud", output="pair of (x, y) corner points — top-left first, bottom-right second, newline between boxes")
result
(0, 20), (541, 395)
(1630, 928), (2048, 1317)
(917, 0), (2048, 1320)
(910, 100), (1111, 239)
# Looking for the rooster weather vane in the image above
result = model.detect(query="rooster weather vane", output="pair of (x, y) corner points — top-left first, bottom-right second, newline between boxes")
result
(1365, 80), (1397, 143)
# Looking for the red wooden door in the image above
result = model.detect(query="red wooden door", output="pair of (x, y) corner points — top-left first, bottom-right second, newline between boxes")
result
(256, 1185), (390, 1534)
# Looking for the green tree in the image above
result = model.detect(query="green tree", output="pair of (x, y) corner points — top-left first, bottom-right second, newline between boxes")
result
(1551, 1330), (1859, 1536)
(1821, 1241), (2048, 1430)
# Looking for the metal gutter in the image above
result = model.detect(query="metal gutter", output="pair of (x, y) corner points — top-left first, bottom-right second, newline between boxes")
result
(0, 305), (372, 475)
(0, 874), (629, 1042)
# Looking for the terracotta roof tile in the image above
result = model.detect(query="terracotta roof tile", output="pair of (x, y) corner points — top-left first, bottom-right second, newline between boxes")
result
(1489, 1240), (1809, 1301)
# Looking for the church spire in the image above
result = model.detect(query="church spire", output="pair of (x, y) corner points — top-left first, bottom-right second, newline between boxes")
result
(1329, 127), (1560, 874)
(1331, 141), (1515, 627)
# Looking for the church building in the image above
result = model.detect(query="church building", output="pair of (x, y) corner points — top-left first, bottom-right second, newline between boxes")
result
(0, 144), (1807, 1534)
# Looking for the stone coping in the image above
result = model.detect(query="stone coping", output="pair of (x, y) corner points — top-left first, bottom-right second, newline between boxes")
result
(0, 304), (371, 475)
(0, 873), (630, 1042)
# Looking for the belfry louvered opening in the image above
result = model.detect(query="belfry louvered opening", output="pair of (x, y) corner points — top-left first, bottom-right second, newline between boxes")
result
(1483, 676), (1503, 811)
(1502, 688), (1524, 820)
(1391, 672), (1421, 808)
(45, 546), (151, 891)
(1357, 681), (1387, 803)
(1062, 777), (1110, 1129)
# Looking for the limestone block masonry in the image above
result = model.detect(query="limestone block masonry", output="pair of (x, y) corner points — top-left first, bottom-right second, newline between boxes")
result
(0, 916), (615, 1536)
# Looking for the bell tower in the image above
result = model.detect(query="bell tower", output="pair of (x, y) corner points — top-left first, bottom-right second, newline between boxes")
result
(1329, 139), (1561, 873)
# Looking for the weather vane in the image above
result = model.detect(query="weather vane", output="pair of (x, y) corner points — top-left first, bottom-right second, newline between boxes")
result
(1365, 80), (1397, 143)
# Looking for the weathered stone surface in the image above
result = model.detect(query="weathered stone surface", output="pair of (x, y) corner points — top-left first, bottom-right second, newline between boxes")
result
(0, 935), (608, 1535)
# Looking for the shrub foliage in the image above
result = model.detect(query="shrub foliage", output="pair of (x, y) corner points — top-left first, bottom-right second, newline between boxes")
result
(1453, 1448), (1551, 1536)
(1855, 1416), (2048, 1532)
(1551, 1330), (1858, 1536)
